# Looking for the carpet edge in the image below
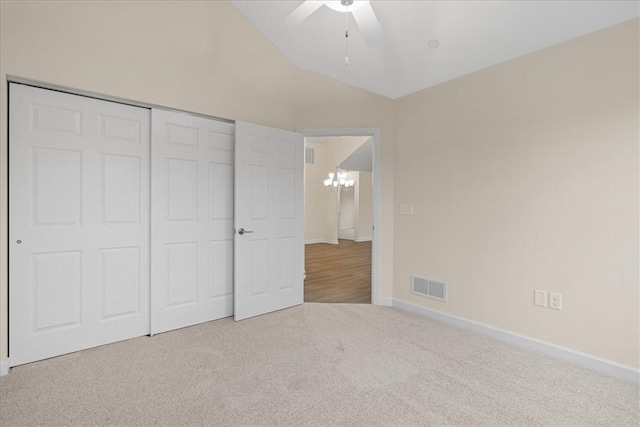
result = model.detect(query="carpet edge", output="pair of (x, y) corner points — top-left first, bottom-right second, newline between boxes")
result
(392, 298), (640, 384)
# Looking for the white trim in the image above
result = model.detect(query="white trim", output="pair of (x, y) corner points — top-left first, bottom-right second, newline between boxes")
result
(377, 297), (393, 307)
(0, 358), (10, 376)
(354, 237), (372, 242)
(7, 76), (233, 124)
(393, 298), (640, 384)
(338, 226), (356, 240)
(299, 128), (381, 305)
(304, 239), (339, 245)
(305, 238), (326, 245)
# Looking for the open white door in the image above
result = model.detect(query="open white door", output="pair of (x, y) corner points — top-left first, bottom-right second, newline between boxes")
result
(234, 122), (304, 320)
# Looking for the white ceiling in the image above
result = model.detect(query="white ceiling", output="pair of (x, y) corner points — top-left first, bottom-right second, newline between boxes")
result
(231, 1), (639, 99)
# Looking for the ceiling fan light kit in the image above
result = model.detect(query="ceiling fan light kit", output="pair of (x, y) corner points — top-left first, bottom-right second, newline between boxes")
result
(237, 1), (639, 98)
(326, 0), (359, 13)
(283, 0), (384, 59)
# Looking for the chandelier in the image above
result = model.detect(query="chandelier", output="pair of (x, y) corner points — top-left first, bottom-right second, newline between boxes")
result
(323, 170), (355, 191)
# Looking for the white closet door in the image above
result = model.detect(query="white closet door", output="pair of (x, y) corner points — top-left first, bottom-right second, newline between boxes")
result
(151, 109), (234, 334)
(9, 84), (150, 366)
(234, 122), (304, 320)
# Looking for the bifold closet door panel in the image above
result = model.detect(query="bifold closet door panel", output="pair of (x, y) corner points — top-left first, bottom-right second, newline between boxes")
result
(9, 84), (151, 366)
(151, 109), (234, 334)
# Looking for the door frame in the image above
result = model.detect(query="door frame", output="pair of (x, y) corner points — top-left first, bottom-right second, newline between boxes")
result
(337, 176), (357, 241)
(298, 128), (381, 305)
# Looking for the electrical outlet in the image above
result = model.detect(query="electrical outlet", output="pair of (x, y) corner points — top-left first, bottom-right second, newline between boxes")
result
(549, 292), (563, 310)
(534, 290), (547, 307)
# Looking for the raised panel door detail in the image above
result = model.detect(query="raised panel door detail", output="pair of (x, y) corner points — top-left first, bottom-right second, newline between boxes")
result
(100, 115), (140, 144)
(209, 240), (233, 299)
(210, 130), (234, 152)
(166, 242), (197, 307)
(250, 239), (269, 297)
(101, 247), (140, 319)
(250, 165), (268, 220)
(277, 237), (295, 290)
(103, 154), (140, 223)
(167, 123), (198, 146)
(33, 148), (82, 225)
(151, 108), (235, 334)
(10, 84), (151, 367)
(250, 134), (267, 154)
(168, 159), (197, 221)
(234, 121), (303, 321)
(32, 251), (82, 331)
(31, 103), (81, 135)
(278, 139), (295, 158)
(278, 167), (294, 220)
(209, 162), (233, 220)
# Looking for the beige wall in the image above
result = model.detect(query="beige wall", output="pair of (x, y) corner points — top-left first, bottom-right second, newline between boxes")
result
(356, 171), (373, 241)
(304, 141), (332, 243)
(0, 1), (396, 362)
(394, 19), (639, 367)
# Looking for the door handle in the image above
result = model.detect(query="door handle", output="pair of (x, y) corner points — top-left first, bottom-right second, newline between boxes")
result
(237, 228), (254, 235)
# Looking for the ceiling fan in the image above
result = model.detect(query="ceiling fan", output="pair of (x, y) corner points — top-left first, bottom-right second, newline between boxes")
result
(282, 0), (384, 47)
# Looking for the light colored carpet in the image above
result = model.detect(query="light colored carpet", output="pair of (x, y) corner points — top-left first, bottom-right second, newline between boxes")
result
(0, 303), (638, 426)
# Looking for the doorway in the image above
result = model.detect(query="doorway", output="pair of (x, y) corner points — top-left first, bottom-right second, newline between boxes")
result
(301, 131), (379, 304)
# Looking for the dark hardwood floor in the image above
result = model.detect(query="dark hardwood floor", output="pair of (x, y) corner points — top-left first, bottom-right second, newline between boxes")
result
(304, 239), (371, 304)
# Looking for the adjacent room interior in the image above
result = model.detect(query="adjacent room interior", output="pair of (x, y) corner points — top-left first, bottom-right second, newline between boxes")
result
(0, 1), (638, 426)
(304, 136), (374, 304)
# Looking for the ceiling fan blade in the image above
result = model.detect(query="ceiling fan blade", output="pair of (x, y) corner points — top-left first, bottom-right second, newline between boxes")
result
(280, 1), (324, 33)
(352, 1), (384, 47)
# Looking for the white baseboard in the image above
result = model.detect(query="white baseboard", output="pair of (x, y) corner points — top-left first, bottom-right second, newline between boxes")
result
(305, 239), (339, 245)
(354, 237), (372, 242)
(393, 298), (639, 384)
(305, 238), (326, 244)
(0, 358), (10, 376)
(338, 228), (355, 240)
(376, 297), (393, 307)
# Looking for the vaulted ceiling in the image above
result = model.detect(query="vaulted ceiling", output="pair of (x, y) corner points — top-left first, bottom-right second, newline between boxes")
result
(232, 1), (639, 99)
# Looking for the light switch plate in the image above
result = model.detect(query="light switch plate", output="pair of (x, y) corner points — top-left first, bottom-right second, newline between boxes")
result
(534, 290), (547, 307)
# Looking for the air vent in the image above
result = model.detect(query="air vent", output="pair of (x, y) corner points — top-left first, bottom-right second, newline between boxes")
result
(305, 147), (315, 165)
(411, 276), (447, 302)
